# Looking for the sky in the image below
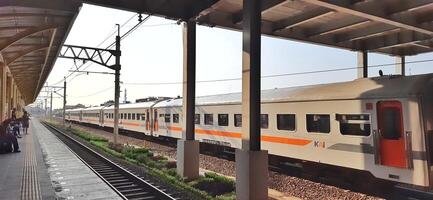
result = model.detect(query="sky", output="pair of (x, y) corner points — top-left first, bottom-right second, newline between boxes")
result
(40, 4), (433, 109)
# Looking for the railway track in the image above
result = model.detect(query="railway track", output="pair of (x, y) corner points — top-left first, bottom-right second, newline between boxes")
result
(62, 120), (433, 200)
(42, 122), (179, 200)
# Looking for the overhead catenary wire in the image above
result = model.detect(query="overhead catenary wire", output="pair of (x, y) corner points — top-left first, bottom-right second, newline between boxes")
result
(51, 13), (139, 87)
(123, 58), (433, 86)
(64, 14), (152, 85)
(69, 86), (115, 98)
(48, 14), (147, 96)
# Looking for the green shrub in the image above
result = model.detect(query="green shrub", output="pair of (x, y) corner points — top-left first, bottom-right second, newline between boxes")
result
(108, 142), (124, 153)
(216, 192), (236, 200)
(165, 160), (176, 169)
(190, 173), (235, 197)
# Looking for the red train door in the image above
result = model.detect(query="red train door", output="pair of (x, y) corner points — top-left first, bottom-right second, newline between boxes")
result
(154, 109), (158, 132)
(146, 109), (150, 131)
(377, 101), (407, 168)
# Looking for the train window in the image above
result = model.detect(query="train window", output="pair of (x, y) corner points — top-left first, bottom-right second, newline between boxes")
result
(218, 114), (229, 126)
(135, 113), (140, 120)
(205, 114), (213, 125)
(120, 113), (123, 119)
(128, 113), (131, 120)
(141, 114), (146, 121)
(336, 114), (370, 136)
(261, 114), (269, 129)
(132, 113), (136, 120)
(277, 114), (296, 131)
(234, 114), (242, 127)
(377, 101), (403, 140)
(306, 114), (330, 133)
(195, 114), (200, 124)
(165, 114), (171, 123)
(173, 114), (179, 123)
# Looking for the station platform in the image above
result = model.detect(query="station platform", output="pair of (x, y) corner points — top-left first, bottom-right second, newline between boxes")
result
(0, 119), (121, 200)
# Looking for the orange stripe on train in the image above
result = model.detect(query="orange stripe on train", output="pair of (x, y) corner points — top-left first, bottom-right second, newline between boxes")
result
(166, 126), (311, 146)
(261, 135), (311, 146)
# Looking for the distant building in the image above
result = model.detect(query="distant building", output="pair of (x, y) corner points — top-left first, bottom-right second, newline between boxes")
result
(135, 96), (172, 103)
(65, 104), (86, 110)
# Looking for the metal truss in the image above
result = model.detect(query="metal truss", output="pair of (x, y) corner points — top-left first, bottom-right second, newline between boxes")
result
(58, 44), (120, 70)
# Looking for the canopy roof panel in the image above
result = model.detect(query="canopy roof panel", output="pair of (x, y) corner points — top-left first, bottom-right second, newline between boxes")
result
(84, 0), (433, 56)
(0, 0), (81, 104)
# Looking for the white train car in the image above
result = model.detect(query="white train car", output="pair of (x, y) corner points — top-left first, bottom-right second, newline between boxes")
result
(102, 102), (155, 135)
(153, 74), (433, 188)
(65, 73), (433, 189)
(66, 108), (82, 122)
(81, 106), (104, 126)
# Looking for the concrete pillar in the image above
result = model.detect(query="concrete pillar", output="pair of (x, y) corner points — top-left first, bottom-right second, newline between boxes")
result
(6, 74), (11, 118)
(396, 56), (405, 76)
(0, 63), (5, 122)
(357, 51), (368, 78)
(236, 0), (268, 199)
(176, 20), (199, 180)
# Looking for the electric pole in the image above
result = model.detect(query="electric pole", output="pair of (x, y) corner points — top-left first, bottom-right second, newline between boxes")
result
(63, 77), (67, 126)
(124, 89), (127, 103)
(113, 24), (121, 144)
(50, 91), (53, 120)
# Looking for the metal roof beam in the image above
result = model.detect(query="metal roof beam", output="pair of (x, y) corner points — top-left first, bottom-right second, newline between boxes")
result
(273, 9), (335, 32)
(36, 29), (57, 93)
(4, 45), (49, 65)
(335, 24), (400, 42)
(307, 18), (370, 37)
(83, 0), (218, 20)
(362, 31), (432, 51)
(9, 65), (38, 69)
(302, 0), (433, 35)
(0, 0), (81, 12)
(0, 25), (56, 52)
(233, 0), (287, 24)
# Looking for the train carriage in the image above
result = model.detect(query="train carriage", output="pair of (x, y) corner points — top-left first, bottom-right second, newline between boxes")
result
(66, 73), (433, 189)
(103, 102), (155, 135)
(81, 106), (104, 126)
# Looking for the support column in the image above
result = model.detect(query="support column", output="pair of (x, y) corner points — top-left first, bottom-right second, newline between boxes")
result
(6, 74), (11, 118)
(177, 20), (199, 180)
(396, 56), (405, 76)
(357, 51), (368, 78)
(236, 0), (268, 199)
(0, 63), (5, 122)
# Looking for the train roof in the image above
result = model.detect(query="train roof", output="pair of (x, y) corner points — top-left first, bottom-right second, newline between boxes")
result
(154, 73), (433, 107)
(103, 101), (157, 110)
(81, 106), (105, 111)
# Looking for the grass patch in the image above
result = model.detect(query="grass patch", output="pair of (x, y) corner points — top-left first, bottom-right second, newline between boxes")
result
(45, 121), (235, 200)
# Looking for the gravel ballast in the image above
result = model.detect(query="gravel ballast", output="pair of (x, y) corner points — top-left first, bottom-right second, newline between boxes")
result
(63, 121), (383, 200)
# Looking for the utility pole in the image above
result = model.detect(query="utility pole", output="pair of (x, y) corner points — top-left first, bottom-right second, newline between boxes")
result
(124, 89), (127, 103)
(63, 77), (67, 126)
(113, 24), (121, 144)
(44, 98), (47, 117)
(58, 24), (122, 144)
(50, 91), (53, 120)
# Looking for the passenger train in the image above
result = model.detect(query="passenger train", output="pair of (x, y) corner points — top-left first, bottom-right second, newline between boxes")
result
(66, 73), (433, 190)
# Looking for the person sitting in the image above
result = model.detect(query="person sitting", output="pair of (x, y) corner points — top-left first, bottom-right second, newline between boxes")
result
(12, 120), (21, 138)
(1, 120), (19, 153)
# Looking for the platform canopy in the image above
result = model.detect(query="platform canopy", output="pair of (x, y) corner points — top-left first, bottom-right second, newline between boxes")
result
(84, 0), (433, 56)
(0, 0), (81, 104)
